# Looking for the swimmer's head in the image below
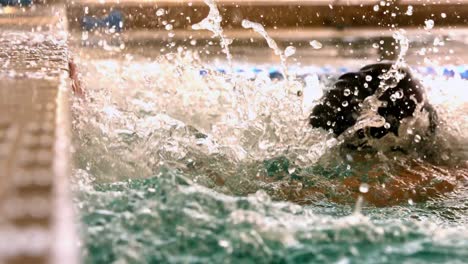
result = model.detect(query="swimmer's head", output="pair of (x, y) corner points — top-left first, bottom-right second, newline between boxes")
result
(309, 62), (425, 139)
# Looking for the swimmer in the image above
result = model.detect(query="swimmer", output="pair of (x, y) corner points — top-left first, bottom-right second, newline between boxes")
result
(309, 62), (438, 153)
(304, 62), (466, 206)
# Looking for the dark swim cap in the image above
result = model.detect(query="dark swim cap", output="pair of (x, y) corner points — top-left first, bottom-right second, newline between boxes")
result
(309, 62), (425, 138)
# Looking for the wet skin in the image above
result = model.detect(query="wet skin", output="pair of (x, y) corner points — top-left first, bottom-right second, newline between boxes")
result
(257, 155), (467, 207)
(69, 58), (85, 97)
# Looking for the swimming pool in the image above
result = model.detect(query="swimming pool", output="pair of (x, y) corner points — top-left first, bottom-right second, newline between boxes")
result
(70, 26), (468, 263)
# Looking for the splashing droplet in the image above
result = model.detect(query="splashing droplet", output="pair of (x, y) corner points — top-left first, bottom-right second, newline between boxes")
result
(424, 19), (434, 30)
(406, 5), (413, 16)
(192, 0), (233, 66)
(284, 46), (296, 57)
(156, 8), (165, 17)
(359, 183), (369, 193)
(288, 167), (296, 174)
(82, 31), (89, 41)
(414, 134), (422, 143)
(309, 40), (323, 49)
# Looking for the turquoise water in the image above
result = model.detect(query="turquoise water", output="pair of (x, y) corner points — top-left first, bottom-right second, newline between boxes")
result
(72, 53), (468, 263)
(74, 168), (468, 264)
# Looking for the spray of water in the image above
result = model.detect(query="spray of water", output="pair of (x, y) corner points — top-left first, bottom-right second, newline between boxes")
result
(72, 0), (467, 204)
(192, 0), (233, 68)
(72, 52), (334, 187)
(338, 29), (411, 144)
(373, 29), (410, 99)
(241, 19), (290, 81)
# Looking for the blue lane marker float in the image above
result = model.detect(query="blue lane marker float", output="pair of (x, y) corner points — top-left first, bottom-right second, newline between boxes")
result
(0, 0), (32, 6)
(443, 68), (456, 78)
(338, 67), (348, 73)
(199, 69), (208, 76)
(420, 66), (437, 75)
(199, 65), (468, 80)
(461, 70), (468, 80)
(252, 67), (263, 74)
(268, 69), (284, 80)
(82, 10), (124, 32)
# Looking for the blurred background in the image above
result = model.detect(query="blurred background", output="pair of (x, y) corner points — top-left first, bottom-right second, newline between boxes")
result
(63, 0), (468, 66)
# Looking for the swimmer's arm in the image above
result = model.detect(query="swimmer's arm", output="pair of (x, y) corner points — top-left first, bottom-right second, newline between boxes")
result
(340, 162), (464, 206)
(69, 58), (85, 97)
(285, 162), (465, 207)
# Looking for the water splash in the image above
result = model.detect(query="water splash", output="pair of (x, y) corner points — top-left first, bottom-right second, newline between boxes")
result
(241, 19), (290, 81)
(372, 29), (410, 100)
(284, 46), (296, 57)
(72, 45), (468, 263)
(392, 30), (410, 70)
(338, 29), (410, 143)
(72, 53), (331, 184)
(72, 49), (467, 205)
(309, 40), (323, 49)
(424, 19), (435, 30)
(192, 0), (233, 68)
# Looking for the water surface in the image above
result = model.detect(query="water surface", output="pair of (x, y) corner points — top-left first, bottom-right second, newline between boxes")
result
(72, 46), (468, 263)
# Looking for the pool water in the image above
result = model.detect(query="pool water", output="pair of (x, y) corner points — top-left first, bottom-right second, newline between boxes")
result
(71, 47), (468, 263)
(74, 170), (468, 264)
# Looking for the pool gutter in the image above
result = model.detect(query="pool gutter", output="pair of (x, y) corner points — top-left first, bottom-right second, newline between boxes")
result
(0, 3), (79, 264)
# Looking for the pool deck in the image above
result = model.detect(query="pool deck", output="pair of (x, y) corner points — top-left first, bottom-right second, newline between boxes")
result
(0, 4), (78, 264)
